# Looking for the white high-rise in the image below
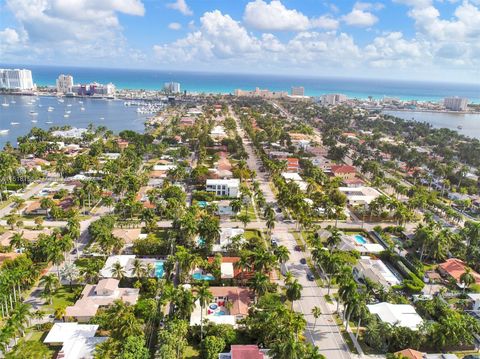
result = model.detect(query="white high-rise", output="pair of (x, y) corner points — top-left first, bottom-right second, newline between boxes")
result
(164, 82), (181, 94)
(444, 97), (468, 111)
(56, 74), (74, 93)
(321, 93), (347, 105)
(291, 86), (305, 96)
(0, 69), (34, 90)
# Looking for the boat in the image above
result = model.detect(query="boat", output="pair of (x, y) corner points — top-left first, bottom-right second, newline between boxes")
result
(58, 99), (64, 103)
(457, 125), (462, 130)
(0, 129), (9, 134)
(2, 99), (9, 107)
(38, 104), (43, 107)
(67, 104), (72, 107)
(46, 121), (53, 124)
(48, 106), (54, 112)
(10, 100), (16, 104)
(31, 119), (38, 123)
(29, 111), (38, 116)
(10, 122), (19, 125)
(79, 101), (83, 104)
(99, 117), (105, 120)
(80, 107), (85, 111)
(64, 114), (69, 118)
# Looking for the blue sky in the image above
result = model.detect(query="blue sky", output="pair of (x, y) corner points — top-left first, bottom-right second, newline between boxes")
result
(1, 0), (479, 83)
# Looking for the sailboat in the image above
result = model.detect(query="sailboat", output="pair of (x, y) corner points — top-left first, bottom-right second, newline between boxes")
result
(0, 129), (9, 134)
(10, 122), (20, 125)
(2, 98), (9, 107)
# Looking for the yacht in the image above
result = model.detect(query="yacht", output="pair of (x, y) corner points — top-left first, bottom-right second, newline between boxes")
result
(80, 107), (85, 111)
(10, 100), (16, 104)
(0, 129), (9, 134)
(29, 111), (38, 116)
(58, 99), (64, 103)
(2, 99), (9, 107)
(99, 117), (105, 120)
(10, 122), (19, 125)
(67, 104), (72, 107)
(31, 119), (38, 123)
(46, 121), (53, 124)
(64, 114), (69, 118)
(79, 100), (83, 104)
(65, 110), (71, 114)
(48, 106), (54, 112)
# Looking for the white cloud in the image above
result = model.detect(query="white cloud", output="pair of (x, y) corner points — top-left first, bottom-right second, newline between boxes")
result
(166, 0), (192, 16)
(243, 0), (339, 31)
(168, 22), (182, 30)
(0, 28), (20, 45)
(342, 8), (378, 27)
(244, 0), (310, 31)
(3, 0), (145, 63)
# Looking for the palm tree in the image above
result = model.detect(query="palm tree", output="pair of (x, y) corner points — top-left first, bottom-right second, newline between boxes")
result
(194, 283), (214, 342)
(9, 232), (27, 253)
(286, 279), (303, 310)
(249, 272), (270, 302)
(40, 274), (60, 304)
(311, 306), (322, 332)
(460, 268), (475, 293)
(111, 261), (126, 280)
(237, 212), (251, 228)
(132, 258), (146, 278)
(60, 263), (79, 291)
(274, 245), (290, 265)
(230, 199), (242, 214)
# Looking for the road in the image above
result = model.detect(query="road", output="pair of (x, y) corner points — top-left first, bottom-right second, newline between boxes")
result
(0, 182), (48, 219)
(231, 107), (353, 359)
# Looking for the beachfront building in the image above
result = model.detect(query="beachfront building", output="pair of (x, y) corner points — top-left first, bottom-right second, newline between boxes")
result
(320, 93), (347, 106)
(206, 179), (240, 198)
(56, 74), (74, 93)
(164, 82), (181, 93)
(65, 279), (139, 322)
(367, 303), (423, 330)
(189, 286), (252, 327)
(444, 97), (468, 111)
(0, 68), (34, 90)
(291, 86), (305, 96)
(234, 87), (288, 99)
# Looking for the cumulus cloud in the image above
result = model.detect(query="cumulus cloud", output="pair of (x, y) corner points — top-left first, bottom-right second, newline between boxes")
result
(244, 0), (339, 31)
(3, 0), (145, 62)
(166, 0), (192, 16)
(342, 2), (379, 27)
(168, 22), (182, 30)
(0, 28), (20, 45)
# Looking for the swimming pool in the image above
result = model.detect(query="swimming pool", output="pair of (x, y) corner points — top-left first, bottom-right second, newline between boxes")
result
(192, 272), (215, 281)
(354, 235), (367, 245)
(197, 201), (208, 208)
(155, 261), (164, 278)
(196, 236), (205, 246)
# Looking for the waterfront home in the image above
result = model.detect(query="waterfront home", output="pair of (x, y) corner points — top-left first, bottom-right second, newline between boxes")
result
(65, 278), (139, 322)
(438, 258), (480, 288)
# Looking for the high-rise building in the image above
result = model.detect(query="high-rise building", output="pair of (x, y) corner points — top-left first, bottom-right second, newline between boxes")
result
(164, 82), (181, 94)
(56, 74), (74, 93)
(320, 93), (347, 106)
(291, 86), (305, 96)
(444, 97), (468, 111)
(0, 69), (34, 90)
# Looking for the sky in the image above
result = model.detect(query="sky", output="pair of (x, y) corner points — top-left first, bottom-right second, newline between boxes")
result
(1, 0), (479, 83)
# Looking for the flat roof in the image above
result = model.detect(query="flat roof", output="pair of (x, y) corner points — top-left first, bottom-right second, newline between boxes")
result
(367, 303), (422, 330)
(44, 323), (98, 344)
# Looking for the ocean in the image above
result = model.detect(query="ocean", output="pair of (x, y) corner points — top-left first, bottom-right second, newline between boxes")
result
(2, 64), (480, 102)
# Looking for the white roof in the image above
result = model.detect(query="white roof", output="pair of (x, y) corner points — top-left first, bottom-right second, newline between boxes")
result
(44, 323), (98, 344)
(153, 164), (176, 171)
(100, 255), (135, 278)
(206, 178), (240, 186)
(281, 172), (303, 181)
(221, 263), (234, 279)
(61, 336), (108, 359)
(361, 243), (385, 253)
(367, 303), (423, 330)
(357, 256), (400, 287)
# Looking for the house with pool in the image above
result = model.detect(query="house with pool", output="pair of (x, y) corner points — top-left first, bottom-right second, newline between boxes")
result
(190, 286), (252, 327)
(354, 256), (401, 289)
(191, 257), (254, 282)
(100, 255), (165, 278)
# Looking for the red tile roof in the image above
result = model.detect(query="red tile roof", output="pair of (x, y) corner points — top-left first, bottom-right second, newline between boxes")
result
(439, 258), (480, 284)
(230, 345), (265, 359)
(331, 165), (357, 174)
(394, 348), (424, 359)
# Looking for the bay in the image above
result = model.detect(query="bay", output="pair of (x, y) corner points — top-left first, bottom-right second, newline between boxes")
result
(0, 94), (146, 148)
(383, 110), (480, 140)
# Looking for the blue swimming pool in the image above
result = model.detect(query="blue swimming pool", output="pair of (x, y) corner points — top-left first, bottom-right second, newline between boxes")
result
(196, 236), (205, 246)
(192, 272), (215, 281)
(197, 201), (208, 208)
(354, 235), (367, 245)
(155, 261), (164, 278)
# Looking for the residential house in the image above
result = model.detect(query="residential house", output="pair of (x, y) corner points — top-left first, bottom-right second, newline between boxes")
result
(216, 200), (238, 216)
(65, 278), (139, 322)
(281, 172), (308, 191)
(207, 257), (253, 280)
(354, 256), (401, 288)
(219, 345), (269, 359)
(206, 179), (240, 198)
(330, 165), (357, 181)
(44, 323), (99, 346)
(212, 228), (245, 252)
(438, 258), (480, 287)
(286, 158), (300, 173)
(339, 186), (382, 206)
(367, 302), (423, 330)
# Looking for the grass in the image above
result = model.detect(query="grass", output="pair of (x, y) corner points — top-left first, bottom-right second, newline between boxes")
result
(333, 314), (359, 354)
(43, 285), (80, 313)
(184, 345), (200, 358)
(244, 229), (262, 240)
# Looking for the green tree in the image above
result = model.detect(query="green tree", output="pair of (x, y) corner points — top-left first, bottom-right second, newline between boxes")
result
(202, 335), (226, 359)
(195, 283), (214, 341)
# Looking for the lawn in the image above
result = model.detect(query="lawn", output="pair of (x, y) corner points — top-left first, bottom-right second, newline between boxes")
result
(244, 229), (262, 240)
(43, 285), (80, 313)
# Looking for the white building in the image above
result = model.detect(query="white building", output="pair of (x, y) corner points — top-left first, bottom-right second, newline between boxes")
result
(291, 86), (305, 96)
(206, 179), (240, 198)
(164, 82), (181, 93)
(0, 69), (34, 90)
(444, 97), (468, 111)
(213, 227), (245, 252)
(56, 74), (74, 93)
(320, 93), (347, 106)
(234, 87), (288, 99)
(367, 303), (423, 330)
(354, 256), (400, 288)
(339, 186), (382, 206)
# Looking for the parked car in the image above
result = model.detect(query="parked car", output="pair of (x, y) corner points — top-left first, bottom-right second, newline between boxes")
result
(300, 258), (307, 265)
(307, 273), (315, 281)
(271, 239), (279, 247)
(294, 245), (305, 251)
